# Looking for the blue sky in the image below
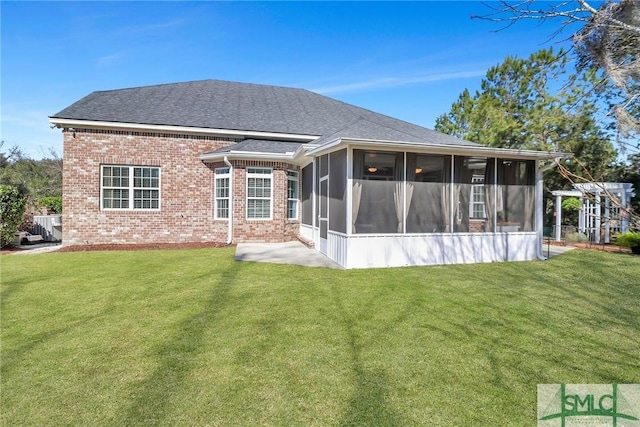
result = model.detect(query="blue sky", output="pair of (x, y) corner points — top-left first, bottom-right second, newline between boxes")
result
(1, 1), (570, 158)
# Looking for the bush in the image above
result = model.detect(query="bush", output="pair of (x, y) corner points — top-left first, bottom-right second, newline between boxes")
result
(37, 196), (62, 214)
(615, 231), (640, 248)
(565, 231), (588, 243)
(0, 185), (26, 247)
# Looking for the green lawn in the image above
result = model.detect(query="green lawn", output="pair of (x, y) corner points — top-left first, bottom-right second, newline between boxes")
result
(1, 248), (639, 426)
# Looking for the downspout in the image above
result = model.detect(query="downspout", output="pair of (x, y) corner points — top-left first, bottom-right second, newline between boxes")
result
(224, 156), (233, 245)
(537, 157), (562, 260)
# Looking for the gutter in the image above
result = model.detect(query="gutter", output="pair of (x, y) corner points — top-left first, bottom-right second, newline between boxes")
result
(306, 137), (571, 160)
(224, 156), (233, 245)
(48, 117), (320, 142)
(201, 151), (296, 162)
(201, 145), (319, 165)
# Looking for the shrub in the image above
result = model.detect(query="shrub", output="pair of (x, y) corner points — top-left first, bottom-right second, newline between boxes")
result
(36, 196), (62, 214)
(615, 231), (640, 248)
(0, 185), (26, 247)
(565, 231), (588, 243)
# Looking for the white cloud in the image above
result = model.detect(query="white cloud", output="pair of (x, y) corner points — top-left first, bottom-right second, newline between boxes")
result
(311, 70), (487, 95)
(95, 51), (128, 68)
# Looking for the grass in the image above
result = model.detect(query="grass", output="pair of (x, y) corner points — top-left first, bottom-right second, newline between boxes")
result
(1, 248), (639, 426)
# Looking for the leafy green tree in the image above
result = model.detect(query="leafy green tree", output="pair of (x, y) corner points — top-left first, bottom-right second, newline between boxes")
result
(435, 48), (619, 227)
(0, 141), (63, 217)
(473, 0), (640, 148)
(561, 197), (582, 226)
(435, 48), (618, 193)
(0, 185), (26, 247)
(0, 144), (62, 199)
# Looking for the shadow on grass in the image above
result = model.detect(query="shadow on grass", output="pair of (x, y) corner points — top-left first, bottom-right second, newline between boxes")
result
(1, 277), (27, 303)
(332, 285), (405, 427)
(114, 261), (243, 426)
(435, 252), (639, 389)
(1, 306), (117, 375)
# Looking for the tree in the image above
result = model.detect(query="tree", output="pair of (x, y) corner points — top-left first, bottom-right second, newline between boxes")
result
(435, 48), (619, 227)
(435, 48), (618, 191)
(0, 185), (26, 247)
(473, 0), (640, 154)
(0, 142), (63, 201)
(561, 197), (582, 225)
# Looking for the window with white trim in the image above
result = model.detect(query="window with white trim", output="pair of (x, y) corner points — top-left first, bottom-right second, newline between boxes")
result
(246, 167), (272, 219)
(102, 165), (160, 210)
(215, 167), (230, 219)
(469, 175), (486, 219)
(287, 170), (299, 219)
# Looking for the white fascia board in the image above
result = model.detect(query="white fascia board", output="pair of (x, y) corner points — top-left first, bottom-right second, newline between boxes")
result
(292, 144), (317, 160)
(307, 137), (571, 160)
(48, 118), (320, 142)
(200, 151), (296, 162)
(304, 138), (343, 156)
(573, 182), (634, 192)
(552, 190), (583, 197)
(200, 141), (320, 164)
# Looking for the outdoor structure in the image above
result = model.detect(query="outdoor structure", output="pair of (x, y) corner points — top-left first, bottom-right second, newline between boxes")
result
(50, 79), (566, 268)
(551, 182), (636, 244)
(32, 214), (63, 242)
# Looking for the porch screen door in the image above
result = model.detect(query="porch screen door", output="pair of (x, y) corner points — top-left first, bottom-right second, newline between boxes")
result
(319, 177), (328, 254)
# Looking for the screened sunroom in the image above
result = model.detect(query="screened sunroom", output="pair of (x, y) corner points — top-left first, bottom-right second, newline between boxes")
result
(300, 141), (559, 268)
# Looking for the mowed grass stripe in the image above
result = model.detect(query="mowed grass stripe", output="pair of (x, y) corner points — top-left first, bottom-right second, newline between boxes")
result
(2, 248), (638, 426)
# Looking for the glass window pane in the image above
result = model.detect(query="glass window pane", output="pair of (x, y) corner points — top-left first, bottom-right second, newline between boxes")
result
(247, 168), (272, 219)
(288, 200), (297, 219)
(361, 151), (397, 180)
(453, 156), (490, 233)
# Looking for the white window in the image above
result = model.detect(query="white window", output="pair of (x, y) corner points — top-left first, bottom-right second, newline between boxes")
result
(246, 167), (272, 219)
(287, 170), (299, 219)
(470, 175), (486, 219)
(102, 165), (160, 210)
(215, 167), (230, 220)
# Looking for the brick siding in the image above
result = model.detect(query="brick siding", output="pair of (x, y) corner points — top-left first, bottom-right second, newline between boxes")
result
(62, 128), (301, 246)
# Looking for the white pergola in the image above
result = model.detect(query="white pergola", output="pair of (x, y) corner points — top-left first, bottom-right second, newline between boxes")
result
(551, 182), (636, 243)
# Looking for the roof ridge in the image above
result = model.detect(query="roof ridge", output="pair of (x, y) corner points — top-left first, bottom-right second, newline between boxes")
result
(90, 79), (309, 95)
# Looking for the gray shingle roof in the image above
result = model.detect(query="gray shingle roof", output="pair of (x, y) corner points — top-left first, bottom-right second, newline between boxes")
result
(51, 79), (479, 147)
(205, 139), (303, 155)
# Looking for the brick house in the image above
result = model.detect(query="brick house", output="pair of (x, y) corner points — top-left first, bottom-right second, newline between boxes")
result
(50, 79), (565, 268)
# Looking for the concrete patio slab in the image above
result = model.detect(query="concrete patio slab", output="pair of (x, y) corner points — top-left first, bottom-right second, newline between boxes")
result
(541, 244), (576, 258)
(235, 241), (342, 269)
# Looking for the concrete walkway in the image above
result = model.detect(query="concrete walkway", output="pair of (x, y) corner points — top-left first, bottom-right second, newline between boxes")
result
(4, 242), (62, 255)
(542, 244), (576, 258)
(235, 241), (342, 269)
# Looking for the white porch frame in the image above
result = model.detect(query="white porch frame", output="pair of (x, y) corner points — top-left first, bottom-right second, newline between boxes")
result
(551, 182), (635, 243)
(308, 144), (556, 268)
